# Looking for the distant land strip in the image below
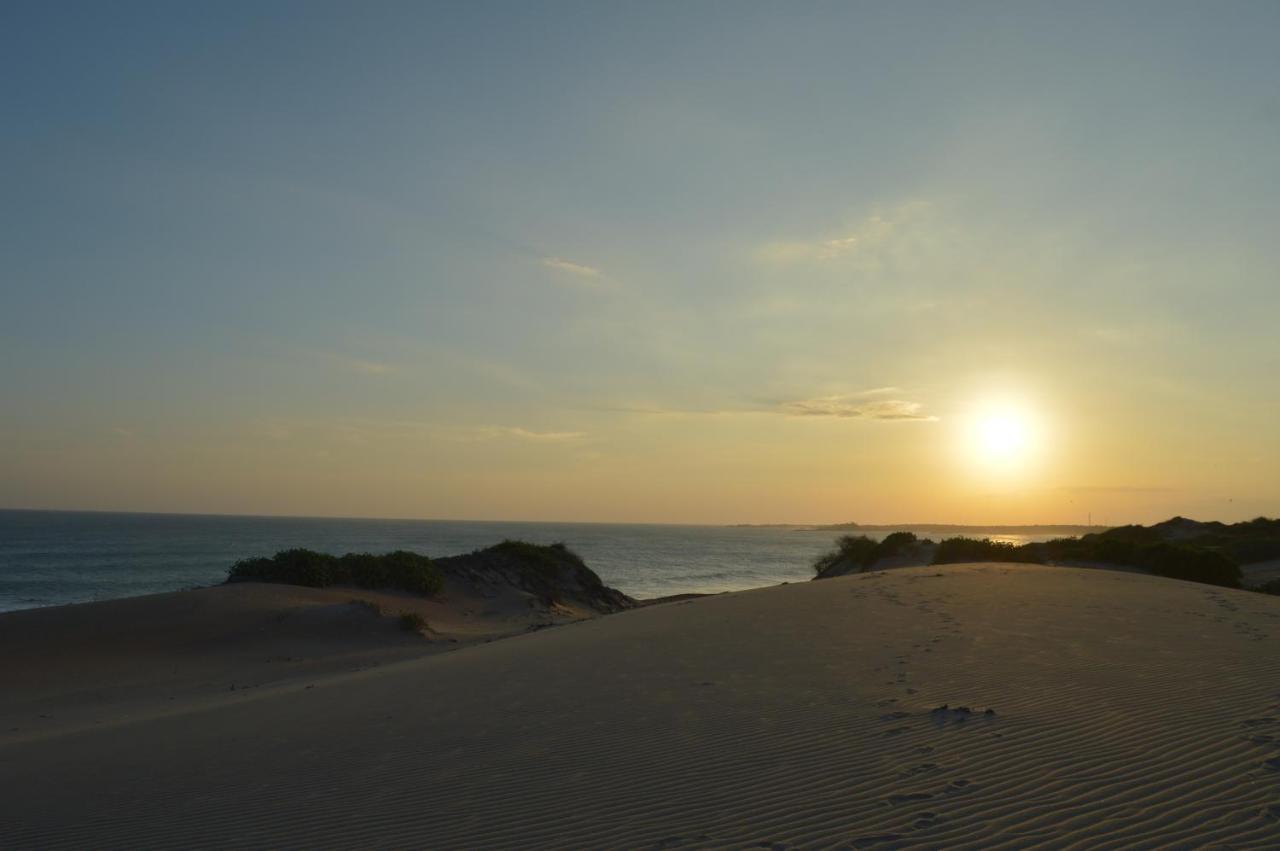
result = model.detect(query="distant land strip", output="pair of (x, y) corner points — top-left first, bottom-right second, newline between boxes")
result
(731, 522), (1105, 534)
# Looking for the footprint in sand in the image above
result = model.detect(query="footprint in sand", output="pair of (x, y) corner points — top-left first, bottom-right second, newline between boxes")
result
(885, 792), (934, 805)
(850, 835), (902, 848)
(899, 763), (938, 777)
(913, 811), (943, 829)
(1263, 758), (1280, 772)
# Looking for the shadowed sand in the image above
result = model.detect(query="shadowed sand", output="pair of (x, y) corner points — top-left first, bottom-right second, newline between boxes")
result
(4, 564), (1280, 848)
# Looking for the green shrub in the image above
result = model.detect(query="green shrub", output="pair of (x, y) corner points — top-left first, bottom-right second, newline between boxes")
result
(1038, 534), (1242, 588)
(813, 532), (921, 576)
(1133, 543), (1240, 588)
(228, 548), (442, 595)
(380, 550), (443, 595)
(813, 535), (879, 575)
(488, 540), (570, 578)
(877, 531), (919, 559)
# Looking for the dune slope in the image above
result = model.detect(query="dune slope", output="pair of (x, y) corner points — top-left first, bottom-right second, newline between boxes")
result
(3, 564), (1280, 849)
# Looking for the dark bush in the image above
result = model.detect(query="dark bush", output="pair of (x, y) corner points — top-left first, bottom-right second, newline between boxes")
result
(932, 537), (1045, 565)
(380, 550), (443, 595)
(488, 540), (576, 578)
(232, 548), (339, 587)
(1257, 579), (1280, 596)
(877, 531), (919, 558)
(1133, 543), (1240, 588)
(228, 548), (442, 595)
(813, 532), (923, 576)
(1224, 537), (1280, 564)
(813, 535), (880, 575)
(1037, 533), (1242, 588)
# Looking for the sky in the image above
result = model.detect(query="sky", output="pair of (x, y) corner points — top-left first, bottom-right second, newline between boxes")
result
(2, 1), (1278, 525)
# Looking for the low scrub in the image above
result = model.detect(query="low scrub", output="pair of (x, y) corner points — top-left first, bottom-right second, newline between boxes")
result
(228, 548), (443, 595)
(931, 537), (1045, 565)
(1040, 536), (1242, 588)
(813, 531), (919, 576)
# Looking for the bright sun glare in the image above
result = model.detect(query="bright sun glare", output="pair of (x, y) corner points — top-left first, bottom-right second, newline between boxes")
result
(969, 406), (1038, 470)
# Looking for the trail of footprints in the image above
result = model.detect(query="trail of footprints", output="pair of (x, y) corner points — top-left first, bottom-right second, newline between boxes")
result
(838, 579), (1280, 849)
(847, 580), (992, 848)
(1204, 589), (1272, 641)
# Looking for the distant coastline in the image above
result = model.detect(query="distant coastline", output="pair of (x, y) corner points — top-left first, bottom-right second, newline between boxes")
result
(731, 522), (1105, 535)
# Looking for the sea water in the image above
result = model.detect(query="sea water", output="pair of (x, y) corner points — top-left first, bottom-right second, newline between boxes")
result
(0, 509), (1061, 612)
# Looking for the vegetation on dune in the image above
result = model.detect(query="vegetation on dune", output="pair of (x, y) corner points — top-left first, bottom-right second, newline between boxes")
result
(485, 540), (588, 580)
(813, 531), (919, 576)
(1036, 527), (1244, 588)
(441, 539), (633, 613)
(228, 548), (443, 595)
(873, 516), (1267, 590)
(924, 526), (1242, 588)
(478, 540), (610, 591)
(931, 537), (1045, 565)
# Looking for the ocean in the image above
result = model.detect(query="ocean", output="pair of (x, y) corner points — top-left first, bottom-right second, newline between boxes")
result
(0, 510), (1067, 613)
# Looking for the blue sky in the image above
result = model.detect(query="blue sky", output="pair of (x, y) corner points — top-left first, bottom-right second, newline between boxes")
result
(3, 2), (1278, 522)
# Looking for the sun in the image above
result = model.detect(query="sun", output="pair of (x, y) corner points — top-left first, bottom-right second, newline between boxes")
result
(967, 405), (1039, 471)
(977, 412), (1030, 461)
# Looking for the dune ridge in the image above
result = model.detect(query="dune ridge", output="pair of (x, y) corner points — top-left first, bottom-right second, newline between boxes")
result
(3, 564), (1280, 848)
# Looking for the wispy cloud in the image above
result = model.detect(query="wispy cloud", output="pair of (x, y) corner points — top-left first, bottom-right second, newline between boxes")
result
(781, 395), (937, 421)
(757, 213), (896, 263)
(600, 389), (935, 422)
(476, 425), (586, 441)
(538, 256), (619, 291)
(540, 257), (601, 278)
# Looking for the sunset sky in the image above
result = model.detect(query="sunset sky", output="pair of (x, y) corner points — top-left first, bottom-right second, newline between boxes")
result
(3, 2), (1278, 524)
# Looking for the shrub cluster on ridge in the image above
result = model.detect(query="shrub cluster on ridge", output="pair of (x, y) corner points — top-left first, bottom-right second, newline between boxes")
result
(228, 548), (442, 595)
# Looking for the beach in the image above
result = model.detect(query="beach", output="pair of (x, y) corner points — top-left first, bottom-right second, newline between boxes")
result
(4, 563), (1280, 848)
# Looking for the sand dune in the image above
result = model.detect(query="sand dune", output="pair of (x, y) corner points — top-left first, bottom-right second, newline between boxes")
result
(4, 564), (1280, 848)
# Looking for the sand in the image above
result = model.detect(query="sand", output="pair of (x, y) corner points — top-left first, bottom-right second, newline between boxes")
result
(4, 564), (1280, 849)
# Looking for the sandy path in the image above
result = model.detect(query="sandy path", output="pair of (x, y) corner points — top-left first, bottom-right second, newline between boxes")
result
(3, 564), (1280, 849)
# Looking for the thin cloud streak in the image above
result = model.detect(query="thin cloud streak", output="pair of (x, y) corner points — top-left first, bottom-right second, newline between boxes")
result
(597, 390), (936, 422)
(477, 426), (586, 441)
(781, 396), (937, 421)
(538, 256), (621, 291)
(540, 257), (601, 278)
